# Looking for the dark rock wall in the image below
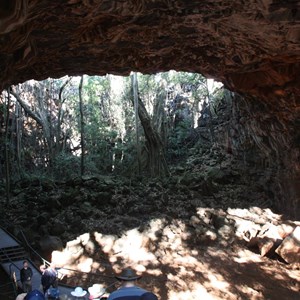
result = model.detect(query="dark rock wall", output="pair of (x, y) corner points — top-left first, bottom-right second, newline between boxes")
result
(0, 1), (299, 95)
(213, 91), (300, 218)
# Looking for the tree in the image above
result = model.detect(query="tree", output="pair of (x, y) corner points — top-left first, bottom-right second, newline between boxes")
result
(79, 75), (85, 176)
(132, 72), (141, 174)
(56, 76), (72, 154)
(132, 74), (169, 177)
(4, 89), (11, 204)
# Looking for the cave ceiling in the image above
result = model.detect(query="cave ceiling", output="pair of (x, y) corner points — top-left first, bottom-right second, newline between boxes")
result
(0, 0), (299, 96)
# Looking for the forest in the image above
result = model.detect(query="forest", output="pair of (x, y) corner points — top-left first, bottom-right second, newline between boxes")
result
(0, 71), (223, 194)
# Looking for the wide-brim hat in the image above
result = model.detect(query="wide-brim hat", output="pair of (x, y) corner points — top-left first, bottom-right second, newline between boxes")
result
(115, 268), (141, 281)
(71, 287), (87, 297)
(88, 284), (106, 297)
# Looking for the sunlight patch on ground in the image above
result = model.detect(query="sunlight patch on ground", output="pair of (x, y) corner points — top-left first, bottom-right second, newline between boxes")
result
(77, 256), (93, 272)
(54, 218), (243, 298)
(168, 282), (215, 300)
(94, 233), (116, 253)
(236, 285), (264, 300)
(233, 249), (263, 263)
(206, 273), (230, 290)
(227, 207), (282, 224)
(112, 229), (157, 262)
(49, 210), (299, 299)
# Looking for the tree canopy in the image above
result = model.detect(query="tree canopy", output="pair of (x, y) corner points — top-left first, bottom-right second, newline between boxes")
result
(0, 71), (223, 184)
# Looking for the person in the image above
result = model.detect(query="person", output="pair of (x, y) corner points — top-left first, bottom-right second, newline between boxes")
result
(24, 289), (45, 300)
(88, 284), (107, 299)
(71, 286), (87, 298)
(40, 263), (58, 294)
(107, 268), (158, 300)
(20, 260), (33, 293)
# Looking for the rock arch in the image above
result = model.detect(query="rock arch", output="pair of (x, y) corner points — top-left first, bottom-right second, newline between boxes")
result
(0, 0), (299, 217)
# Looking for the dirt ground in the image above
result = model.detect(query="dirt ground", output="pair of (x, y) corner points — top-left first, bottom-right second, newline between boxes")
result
(54, 208), (300, 300)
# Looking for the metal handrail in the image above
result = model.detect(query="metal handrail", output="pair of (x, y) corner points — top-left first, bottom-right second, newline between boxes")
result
(0, 243), (21, 297)
(0, 280), (19, 297)
(9, 262), (20, 297)
(18, 230), (116, 280)
(0, 248), (21, 273)
(0, 220), (24, 245)
(19, 230), (50, 267)
(0, 225), (117, 294)
(57, 266), (115, 278)
(0, 282), (16, 288)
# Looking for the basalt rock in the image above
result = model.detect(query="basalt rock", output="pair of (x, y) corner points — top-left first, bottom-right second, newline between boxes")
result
(211, 91), (300, 218)
(0, 0), (299, 97)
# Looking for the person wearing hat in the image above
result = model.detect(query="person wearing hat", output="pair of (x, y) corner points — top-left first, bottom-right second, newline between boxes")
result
(107, 268), (158, 300)
(88, 284), (107, 299)
(71, 286), (87, 299)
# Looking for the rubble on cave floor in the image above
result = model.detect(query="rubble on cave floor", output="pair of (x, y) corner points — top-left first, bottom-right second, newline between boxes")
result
(1, 147), (299, 299)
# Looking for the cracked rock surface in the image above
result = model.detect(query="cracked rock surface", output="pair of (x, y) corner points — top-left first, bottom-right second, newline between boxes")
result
(0, 0), (299, 96)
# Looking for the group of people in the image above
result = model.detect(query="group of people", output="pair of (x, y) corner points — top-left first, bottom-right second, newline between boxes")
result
(18, 260), (58, 300)
(18, 261), (158, 300)
(107, 268), (158, 300)
(71, 268), (158, 300)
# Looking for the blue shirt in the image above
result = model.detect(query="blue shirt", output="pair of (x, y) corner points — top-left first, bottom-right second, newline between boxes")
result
(107, 286), (158, 300)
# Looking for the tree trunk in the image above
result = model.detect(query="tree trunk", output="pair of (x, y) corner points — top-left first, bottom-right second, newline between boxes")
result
(153, 89), (168, 149)
(11, 86), (52, 168)
(47, 81), (54, 170)
(10, 89), (43, 126)
(131, 72), (141, 175)
(4, 89), (11, 204)
(131, 75), (169, 177)
(56, 77), (72, 154)
(15, 100), (22, 177)
(204, 78), (215, 143)
(79, 75), (85, 177)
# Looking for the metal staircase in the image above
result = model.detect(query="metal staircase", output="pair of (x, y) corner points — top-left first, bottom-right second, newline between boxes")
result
(0, 225), (114, 299)
(0, 245), (27, 263)
(0, 279), (17, 300)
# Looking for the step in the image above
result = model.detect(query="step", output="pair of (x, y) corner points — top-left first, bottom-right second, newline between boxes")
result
(0, 247), (26, 255)
(0, 246), (27, 263)
(0, 291), (16, 298)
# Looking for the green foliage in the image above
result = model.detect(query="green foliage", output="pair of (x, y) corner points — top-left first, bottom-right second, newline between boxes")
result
(0, 71), (224, 181)
(53, 153), (80, 179)
(167, 118), (192, 159)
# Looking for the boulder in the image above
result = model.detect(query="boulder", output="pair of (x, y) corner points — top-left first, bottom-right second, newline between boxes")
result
(37, 212), (49, 225)
(277, 223), (296, 239)
(258, 237), (278, 257)
(248, 223), (282, 257)
(206, 167), (227, 183)
(96, 191), (113, 205)
(46, 195), (62, 209)
(50, 220), (66, 235)
(275, 226), (300, 264)
(218, 225), (234, 241)
(189, 215), (201, 227)
(39, 235), (63, 252)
